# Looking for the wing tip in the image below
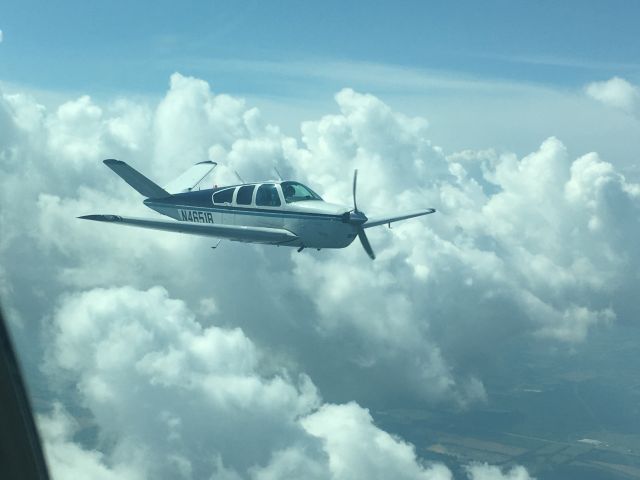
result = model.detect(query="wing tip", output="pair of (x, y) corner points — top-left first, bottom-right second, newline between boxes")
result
(103, 158), (124, 166)
(78, 214), (122, 222)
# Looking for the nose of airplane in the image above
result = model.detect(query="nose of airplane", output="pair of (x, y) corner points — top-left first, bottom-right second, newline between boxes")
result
(342, 209), (368, 225)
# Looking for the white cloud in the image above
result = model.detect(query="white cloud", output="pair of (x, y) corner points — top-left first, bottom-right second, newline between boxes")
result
(0, 30), (3, 43)
(249, 446), (328, 480)
(3, 74), (638, 380)
(40, 285), (460, 480)
(586, 76), (640, 114)
(302, 402), (452, 480)
(43, 286), (321, 477)
(47, 95), (104, 162)
(2, 73), (639, 478)
(181, 57), (553, 96)
(287, 90), (638, 367)
(179, 58), (640, 180)
(38, 403), (145, 480)
(465, 463), (535, 480)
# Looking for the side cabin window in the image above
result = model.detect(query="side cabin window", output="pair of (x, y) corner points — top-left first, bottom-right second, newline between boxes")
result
(212, 187), (234, 204)
(281, 181), (323, 203)
(236, 185), (255, 205)
(255, 184), (281, 207)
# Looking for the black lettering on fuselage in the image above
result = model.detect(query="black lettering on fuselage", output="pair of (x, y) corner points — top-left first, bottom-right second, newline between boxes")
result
(179, 209), (215, 224)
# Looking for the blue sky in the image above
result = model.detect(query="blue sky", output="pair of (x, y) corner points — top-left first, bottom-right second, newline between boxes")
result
(2, 0), (639, 96)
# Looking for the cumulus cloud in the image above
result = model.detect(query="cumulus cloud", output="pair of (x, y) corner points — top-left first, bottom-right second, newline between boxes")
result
(285, 90), (638, 394)
(42, 285), (322, 478)
(4, 74), (640, 390)
(40, 285), (458, 479)
(465, 463), (534, 480)
(38, 403), (144, 480)
(1, 73), (638, 478)
(586, 76), (640, 115)
(302, 402), (452, 480)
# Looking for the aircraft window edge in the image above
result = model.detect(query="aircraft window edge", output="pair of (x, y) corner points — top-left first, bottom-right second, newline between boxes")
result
(255, 183), (282, 207)
(212, 187), (235, 204)
(236, 184), (256, 206)
(281, 181), (323, 203)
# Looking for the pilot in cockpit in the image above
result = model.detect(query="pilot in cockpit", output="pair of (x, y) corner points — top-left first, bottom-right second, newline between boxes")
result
(283, 184), (295, 202)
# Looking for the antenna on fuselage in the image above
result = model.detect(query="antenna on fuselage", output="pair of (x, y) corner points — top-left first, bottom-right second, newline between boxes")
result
(274, 167), (284, 181)
(234, 170), (246, 184)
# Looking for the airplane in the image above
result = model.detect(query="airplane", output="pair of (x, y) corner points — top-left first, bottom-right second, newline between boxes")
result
(79, 159), (436, 259)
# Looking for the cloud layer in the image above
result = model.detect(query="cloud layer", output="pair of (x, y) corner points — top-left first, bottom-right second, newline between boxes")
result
(3, 72), (637, 478)
(39, 285), (451, 480)
(586, 76), (640, 116)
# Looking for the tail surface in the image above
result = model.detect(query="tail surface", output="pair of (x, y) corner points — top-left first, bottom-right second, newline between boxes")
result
(103, 159), (170, 198)
(164, 161), (217, 194)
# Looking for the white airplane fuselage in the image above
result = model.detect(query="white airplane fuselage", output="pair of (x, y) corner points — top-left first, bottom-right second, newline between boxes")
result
(144, 186), (358, 249)
(81, 159), (435, 259)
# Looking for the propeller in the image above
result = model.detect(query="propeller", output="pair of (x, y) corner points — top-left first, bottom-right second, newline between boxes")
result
(344, 169), (375, 260)
(352, 169), (359, 212)
(358, 228), (375, 260)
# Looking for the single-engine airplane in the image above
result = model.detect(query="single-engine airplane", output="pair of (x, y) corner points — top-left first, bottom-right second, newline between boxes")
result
(79, 159), (435, 259)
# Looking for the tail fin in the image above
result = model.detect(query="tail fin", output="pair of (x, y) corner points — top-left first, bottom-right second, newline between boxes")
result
(103, 159), (170, 198)
(164, 161), (217, 194)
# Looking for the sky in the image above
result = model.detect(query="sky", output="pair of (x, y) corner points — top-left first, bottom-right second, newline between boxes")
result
(2, 0), (640, 90)
(4, 0), (638, 168)
(1, 2), (640, 479)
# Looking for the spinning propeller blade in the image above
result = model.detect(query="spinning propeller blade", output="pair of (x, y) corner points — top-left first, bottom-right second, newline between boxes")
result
(353, 169), (359, 212)
(358, 229), (375, 260)
(350, 169), (376, 260)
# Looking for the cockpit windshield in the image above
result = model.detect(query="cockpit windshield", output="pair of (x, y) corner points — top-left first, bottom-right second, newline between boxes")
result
(281, 181), (323, 203)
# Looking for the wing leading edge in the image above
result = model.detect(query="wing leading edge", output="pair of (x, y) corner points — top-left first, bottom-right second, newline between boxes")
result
(363, 208), (436, 229)
(78, 215), (298, 245)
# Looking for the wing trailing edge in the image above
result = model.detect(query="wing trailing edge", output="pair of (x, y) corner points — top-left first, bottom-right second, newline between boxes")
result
(78, 214), (298, 245)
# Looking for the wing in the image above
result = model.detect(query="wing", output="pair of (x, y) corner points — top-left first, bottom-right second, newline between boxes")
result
(363, 208), (436, 229)
(79, 214), (298, 245)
